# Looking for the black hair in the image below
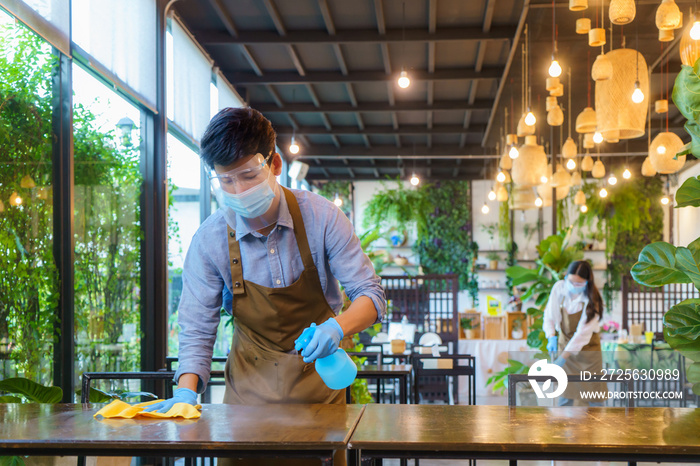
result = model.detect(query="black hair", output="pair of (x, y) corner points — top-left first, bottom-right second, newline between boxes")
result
(566, 260), (603, 323)
(199, 107), (276, 169)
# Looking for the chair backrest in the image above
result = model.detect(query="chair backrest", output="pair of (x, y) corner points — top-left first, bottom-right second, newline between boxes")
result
(348, 351), (383, 365)
(411, 353), (475, 405)
(507, 373), (634, 407)
(80, 371), (177, 403)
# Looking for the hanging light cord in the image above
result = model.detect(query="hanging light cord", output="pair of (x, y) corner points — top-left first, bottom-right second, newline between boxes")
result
(402, 1), (406, 69)
(567, 68), (572, 138)
(552, 0), (556, 57)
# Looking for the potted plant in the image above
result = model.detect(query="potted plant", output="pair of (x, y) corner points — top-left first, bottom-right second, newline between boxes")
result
(522, 220), (541, 260)
(486, 251), (500, 270)
(511, 316), (525, 339)
(481, 223), (498, 250)
(460, 317), (476, 339)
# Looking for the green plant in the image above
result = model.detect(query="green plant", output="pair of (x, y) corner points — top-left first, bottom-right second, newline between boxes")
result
(486, 228), (583, 394)
(315, 180), (352, 217)
(522, 220), (541, 251)
(485, 359), (529, 395)
(486, 252), (501, 261)
(460, 317), (474, 330)
(362, 178), (429, 235)
(512, 315), (525, 332)
(498, 198), (512, 249)
(505, 241), (519, 297)
(481, 223), (498, 246)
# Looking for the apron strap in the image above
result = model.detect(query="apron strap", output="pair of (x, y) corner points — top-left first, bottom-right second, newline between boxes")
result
(281, 187), (316, 272)
(227, 226), (245, 296)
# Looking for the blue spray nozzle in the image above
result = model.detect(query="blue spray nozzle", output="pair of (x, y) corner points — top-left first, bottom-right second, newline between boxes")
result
(294, 323), (317, 352)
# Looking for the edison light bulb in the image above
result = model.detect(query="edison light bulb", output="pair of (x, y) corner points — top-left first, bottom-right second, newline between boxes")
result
(481, 203), (490, 214)
(632, 81), (644, 103)
(541, 175), (548, 184)
(398, 70), (410, 88)
(657, 145), (667, 155)
(581, 205), (588, 213)
(289, 138), (300, 154)
(333, 196), (343, 207)
(566, 158), (576, 170)
(608, 174), (618, 185)
(593, 132), (603, 144)
(488, 188), (497, 201)
(661, 196), (670, 205)
(497, 171), (506, 183)
(525, 111), (536, 126)
(691, 21), (700, 40)
(410, 173), (420, 186)
(548, 59), (562, 78)
(599, 187), (608, 198)
(509, 145), (519, 159)
(623, 168), (631, 179)
(535, 196), (543, 207)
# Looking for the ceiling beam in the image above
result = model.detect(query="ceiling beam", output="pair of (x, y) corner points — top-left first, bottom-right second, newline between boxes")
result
(305, 172), (484, 181)
(253, 99), (493, 113)
(195, 26), (516, 45)
(227, 68), (504, 85)
(275, 124), (487, 135)
(306, 160), (484, 169)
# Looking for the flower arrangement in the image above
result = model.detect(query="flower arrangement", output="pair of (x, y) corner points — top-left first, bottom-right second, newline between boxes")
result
(601, 321), (620, 334)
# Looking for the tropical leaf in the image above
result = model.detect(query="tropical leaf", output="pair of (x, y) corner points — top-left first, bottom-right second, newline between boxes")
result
(0, 456), (25, 466)
(631, 242), (691, 287)
(672, 64), (700, 123)
(505, 265), (540, 286)
(664, 300), (700, 340)
(675, 246), (700, 290)
(676, 176), (700, 208)
(0, 378), (62, 403)
(0, 396), (22, 403)
(687, 362), (700, 385)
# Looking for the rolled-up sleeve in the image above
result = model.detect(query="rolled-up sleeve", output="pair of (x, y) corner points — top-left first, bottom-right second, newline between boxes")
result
(324, 205), (386, 322)
(173, 231), (224, 393)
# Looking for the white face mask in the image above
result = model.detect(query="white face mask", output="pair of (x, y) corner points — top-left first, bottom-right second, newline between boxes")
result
(220, 170), (275, 218)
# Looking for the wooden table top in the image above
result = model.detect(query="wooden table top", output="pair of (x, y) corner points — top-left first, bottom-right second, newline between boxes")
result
(358, 364), (412, 375)
(0, 403), (365, 454)
(348, 404), (700, 456)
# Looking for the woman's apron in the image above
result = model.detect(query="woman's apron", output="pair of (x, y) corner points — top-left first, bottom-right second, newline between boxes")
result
(558, 298), (608, 401)
(219, 187), (345, 466)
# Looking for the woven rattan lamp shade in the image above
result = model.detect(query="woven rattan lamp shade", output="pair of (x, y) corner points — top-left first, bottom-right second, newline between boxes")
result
(546, 95), (558, 111)
(551, 165), (572, 188)
(500, 152), (513, 170)
(562, 137), (577, 158)
(649, 132), (686, 173)
(589, 28), (606, 47)
(680, 21), (700, 66)
(512, 135), (547, 188)
(570, 0), (588, 11)
(576, 107), (597, 133)
(659, 28), (675, 42)
(550, 83), (564, 97)
(547, 105), (564, 126)
(592, 53), (613, 81)
(546, 77), (560, 91)
(583, 132), (595, 148)
(537, 184), (570, 206)
(656, 0), (682, 30)
(581, 154), (595, 171)
(517, 113), (536, 137)
(655, 99), (669, 113)
(605, 129), (620, 143)
(571, 170), (583, 185)
(641, 156), (657, 176)
(592, 160), (606, 178)
(497, 185), (509, 202)
(511, 186), (537, 210)
(506, 134), (518, 145)
(574, 190), (586, 205)
(595, 48), (649, 140)
(576, 17), (591, 34)
(610, 0), (635, 25)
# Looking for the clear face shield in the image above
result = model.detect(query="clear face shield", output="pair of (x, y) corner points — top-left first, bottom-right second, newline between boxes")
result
(210, 153), (280, 229)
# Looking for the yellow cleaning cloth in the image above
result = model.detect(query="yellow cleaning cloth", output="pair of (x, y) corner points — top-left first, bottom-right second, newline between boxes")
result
(94, 399), (202, 419)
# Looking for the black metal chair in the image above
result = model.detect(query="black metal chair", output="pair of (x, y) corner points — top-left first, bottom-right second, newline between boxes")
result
(411, 353), (476, 406)
(80, 371), (176, 403)
(166, 356), (228, 403)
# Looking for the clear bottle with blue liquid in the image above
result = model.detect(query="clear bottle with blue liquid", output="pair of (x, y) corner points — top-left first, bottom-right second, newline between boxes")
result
(296, 323), (357, 390)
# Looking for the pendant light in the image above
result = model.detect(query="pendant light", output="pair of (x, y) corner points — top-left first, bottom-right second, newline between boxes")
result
(497, 170), (507, 183)
(534, 196), (544, 207)
(582, 154), (594, 171)
(592, 159), (606, 178)
(642, 156), (657, 176)
(649, 132), (686, 173)
(661, 195), (670, 205)
(512, 135), (548, 188)
(581, 204), (589, 213)
(655, 99), (669, 113)
(20, 175), (35, 189)
(622, 167), (632, 179)
(592, 52), (612, 81)
(571, 170), (583, 185)
(410, 173), (420, 186)
(523, 26), (536, 127)
(9, 192), (22, 206)
(608, 173), (618, 185)
(500, 151), (513, 170)
(0, 199), (4, 212)
(570, 0), (588, 11)
(610, 0), (635, 25)
(488, 187), (497, 201)
(397, 2), (410, 89)
(551, 165), (572, 188)
(566, 158), (577, 170)
(397, 70), (410, 89)
(548, 0), (562, 77)
(481, 202), (490, 214)
(574, 190), (587, 205)
(577, 18), (592, 34)
(656, 0), (682, 30)
(681, 12), (700, 69)
(547, 105), (564, 126)
(497, 185), (509, 202)
(333, 193), (344, 207)
(593, 131), (604, 144)
(561, 69), (577, 159)
(599, 186), (608, 198)
(583, 132), (596, 149)
(576, 108), (598, 133)
(289, 134), (300, 154)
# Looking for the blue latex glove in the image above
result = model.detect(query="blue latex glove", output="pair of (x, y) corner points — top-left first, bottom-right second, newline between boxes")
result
(553, 356), (566, 367)
(141, 387), (197, 413)
(546, 335), (558, 353)
(294, 318), (344, 363)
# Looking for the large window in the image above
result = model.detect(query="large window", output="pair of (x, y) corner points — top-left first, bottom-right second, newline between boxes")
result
(0, 11), (58, 385)
(72, 64), (142, 383)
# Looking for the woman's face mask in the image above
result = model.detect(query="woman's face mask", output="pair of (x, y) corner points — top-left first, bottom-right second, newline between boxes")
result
(566, 275), (587, 295)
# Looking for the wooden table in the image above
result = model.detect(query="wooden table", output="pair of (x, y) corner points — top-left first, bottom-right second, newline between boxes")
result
(352, 364), (412, 404)
(0, 403), (365, 465)
(348, 404), (700, 464)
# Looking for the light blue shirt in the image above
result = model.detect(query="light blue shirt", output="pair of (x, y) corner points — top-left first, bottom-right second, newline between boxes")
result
(174, 188), (387, 391)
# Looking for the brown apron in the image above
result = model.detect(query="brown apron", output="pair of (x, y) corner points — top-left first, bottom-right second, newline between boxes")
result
(219, 187), (345, 466)
(558, 298), (608, 401)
